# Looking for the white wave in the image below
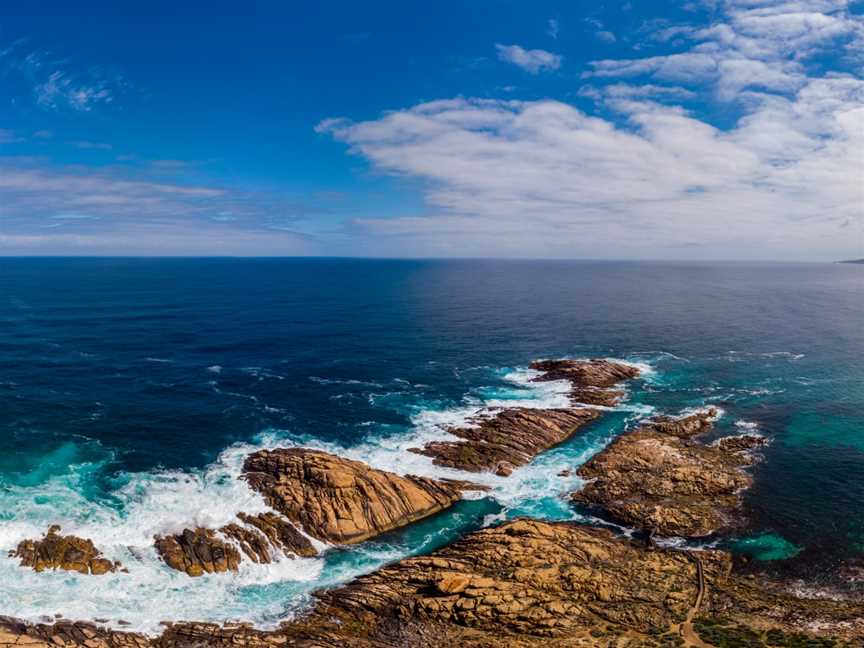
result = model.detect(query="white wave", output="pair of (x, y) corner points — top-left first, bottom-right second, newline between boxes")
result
(309, 376), (385, 388)
(761, 351), (805, 360)
(0, 359), (656, 633)
(735, 420), (760, 431)
(241, 367), (285, 381)
(144, 357), (172, 363)
(207, 365), (223, 374)
(677, 405), (725, 421)
(0, 437), (325, 634)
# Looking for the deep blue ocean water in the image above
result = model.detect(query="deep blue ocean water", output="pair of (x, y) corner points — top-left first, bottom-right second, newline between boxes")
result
(0, 258), (862, 630)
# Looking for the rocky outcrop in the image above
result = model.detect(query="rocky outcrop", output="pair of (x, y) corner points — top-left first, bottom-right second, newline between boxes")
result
(5, 519), (860, 647)
(227, 512), (317, 560)
(530, 358), (641, 406)
(154, 528), (241, 577)
(10, 526), (119, 575)
(411, 407), (600, 475)
(572, 409), (766, 537)
(242, 448), (464, 544)
(154, 512), (317, 577)
(311, 518), (727, 639)
(410, 359), (640, 476)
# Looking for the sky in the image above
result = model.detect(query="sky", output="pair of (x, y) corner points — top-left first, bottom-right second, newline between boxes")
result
(0, 0), (862, 259)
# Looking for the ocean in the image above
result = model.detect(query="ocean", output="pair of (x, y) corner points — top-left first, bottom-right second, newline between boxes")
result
(0, 258), (861, 631)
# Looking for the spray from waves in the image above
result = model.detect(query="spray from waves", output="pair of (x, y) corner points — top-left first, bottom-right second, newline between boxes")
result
(0, 357), (659, 634)
(267, 363), (657, 515)
(0, 439), (324, 634)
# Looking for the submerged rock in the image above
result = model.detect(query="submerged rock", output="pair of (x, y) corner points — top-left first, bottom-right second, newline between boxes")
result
(242, 448), (464, 544)
(11, 526), (119, 575)
(572, 409), (765, 537)
(411, 407), (600, 474)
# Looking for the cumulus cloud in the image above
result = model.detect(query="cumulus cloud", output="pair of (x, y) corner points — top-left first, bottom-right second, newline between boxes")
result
(314, 0), (862, 260)
(496, 44), (562, 74)
(586, 0), (863, 100)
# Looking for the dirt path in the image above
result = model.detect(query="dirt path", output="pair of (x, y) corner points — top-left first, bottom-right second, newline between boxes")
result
(678, 552), (715, 648)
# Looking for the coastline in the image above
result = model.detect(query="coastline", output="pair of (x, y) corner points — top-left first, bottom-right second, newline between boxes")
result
(3, 359), (862, 646)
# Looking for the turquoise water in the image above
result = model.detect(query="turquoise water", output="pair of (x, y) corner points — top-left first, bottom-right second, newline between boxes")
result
(0, 258), (861, 630)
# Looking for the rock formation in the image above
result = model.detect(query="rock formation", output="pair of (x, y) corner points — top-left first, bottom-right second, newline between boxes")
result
(10, 526), (119, 575)
(154, 513), (316, 577)
(412, 407), (600, 475)
(411, 359), (640, 475)
(530, 358), (641, 406)
(4, 519), (860, 647)
(242, 448), (464, 544)
(154, 528), (241, 577)
(572, 409), (765, 537)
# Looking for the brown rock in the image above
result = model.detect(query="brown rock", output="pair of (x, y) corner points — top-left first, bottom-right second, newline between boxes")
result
(154, 528), (241, 577)
(11, 526), (118, 575)
(572, 410), (760, 537)
(529, 358), (641, 388)
(155, 512), (317, 577)
(529, 358), (640, 406)
(314, 518), (726, 637)
(242, 448), (463, 544)
(410, 408), (601, 474)
(2, 519), (861, 646)
(232, 512), (316, 558)
(406, 359), (639, 478)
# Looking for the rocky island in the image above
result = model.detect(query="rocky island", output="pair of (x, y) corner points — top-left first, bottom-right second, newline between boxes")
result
(10, 525), (120, 576)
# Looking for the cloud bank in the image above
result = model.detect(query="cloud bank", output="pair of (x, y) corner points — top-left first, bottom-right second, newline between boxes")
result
(319, 0), (863, 260)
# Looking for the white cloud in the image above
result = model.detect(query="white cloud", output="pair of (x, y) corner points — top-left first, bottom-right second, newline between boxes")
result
(35, 70), (114, 111)
(0, 222), (312, 256)
(1, 44), (121, 112)
(547, 18), (560, 39)
(317, 72), (863, 259)
(495, 44), (562, 74)
(596, 31), (618, 44)
(587, 0), (863, 102)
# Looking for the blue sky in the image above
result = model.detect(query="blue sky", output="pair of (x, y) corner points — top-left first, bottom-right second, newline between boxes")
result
(0, 0), (862, 258)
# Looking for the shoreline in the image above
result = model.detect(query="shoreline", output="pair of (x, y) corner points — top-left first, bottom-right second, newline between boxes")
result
(2, 358), (862, 645)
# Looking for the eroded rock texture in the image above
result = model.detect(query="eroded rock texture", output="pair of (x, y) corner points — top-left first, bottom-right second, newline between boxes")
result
(242, 448), (464, 544)
(154, 512), (317, 577)
(530, 358), (641, 406)
(5, 520), (860, 647)
(411, 358), (640, 475)
(412, 407), (601, 475)
(11, 526), (118, 576)
(572, 409), (765, 537)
